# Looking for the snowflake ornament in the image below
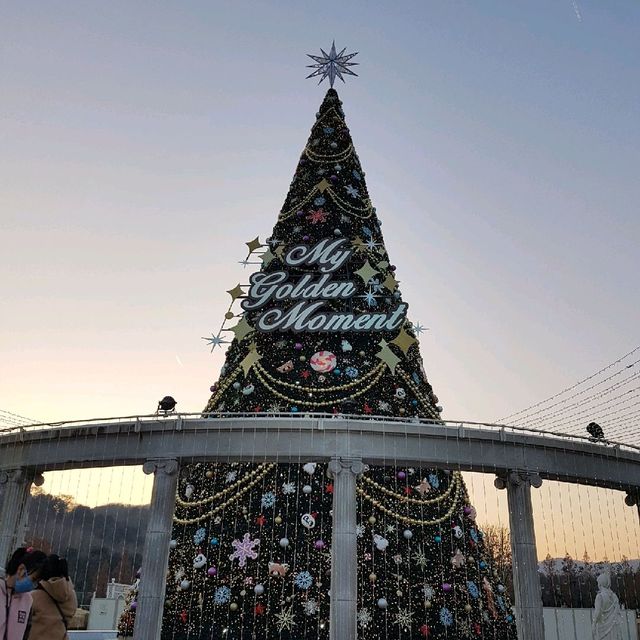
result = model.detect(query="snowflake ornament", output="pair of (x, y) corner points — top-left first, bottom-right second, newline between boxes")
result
(229, 533), (260, 568)
(214, 586), (231, 605)
(225, 471), (238, 483)
(294, 571), (313, 590)
(302, 599), (318, 616)
(261, 491), (276, 509)
(394, 608), (412, 628)
(282, 481), (296, 495)
(193, 528), (206, 545)
(275, 606), (297, 631)
(357, 608), (373, 628)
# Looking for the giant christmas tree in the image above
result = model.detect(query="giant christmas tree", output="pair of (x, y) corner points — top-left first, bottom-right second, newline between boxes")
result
(161, 48), (516, 639)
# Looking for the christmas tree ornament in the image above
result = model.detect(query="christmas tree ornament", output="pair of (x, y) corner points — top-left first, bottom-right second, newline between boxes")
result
(377, 598), (388, 609)
(301, 513), (316, 529)
(310, 351), (337, 372)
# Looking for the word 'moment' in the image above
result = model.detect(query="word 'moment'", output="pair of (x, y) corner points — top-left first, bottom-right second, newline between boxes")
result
(241, 239), (407, 333)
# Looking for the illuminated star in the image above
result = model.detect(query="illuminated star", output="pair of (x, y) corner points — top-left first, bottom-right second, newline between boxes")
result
(306, 41), (359, 88)
(365, 238), (379, 251)
(275, 606), (296, 632)
(412, 322), (427, 335)
(360, 287), (378, 308)
(201, 332), (230, 351)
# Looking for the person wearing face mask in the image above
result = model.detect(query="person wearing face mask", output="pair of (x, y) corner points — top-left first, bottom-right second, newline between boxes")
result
(0, 547), (47, 640)
(29, 554), (77, 640)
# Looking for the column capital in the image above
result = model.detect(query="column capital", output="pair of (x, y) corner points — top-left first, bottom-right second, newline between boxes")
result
(328, 456), (365, 478)
(494, 470), (542, 490)
(142, 458), (179, 476)
(0, 468), (44, 487)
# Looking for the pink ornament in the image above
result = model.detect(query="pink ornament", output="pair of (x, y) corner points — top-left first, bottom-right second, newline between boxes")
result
(294, 343), (303, 350)
(314, 540), (326, 550)
(207, 567), (217, 577)
(310, 351), (337, 373)
(442, 582), (452, 592)
(397, 471), (406, 480)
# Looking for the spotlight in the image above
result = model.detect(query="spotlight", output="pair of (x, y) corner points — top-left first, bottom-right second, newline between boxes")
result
(157, 396), (177, 414)
(586, 421), (605, 441)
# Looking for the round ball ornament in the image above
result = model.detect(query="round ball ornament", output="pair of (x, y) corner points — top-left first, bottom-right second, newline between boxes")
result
(369, 573), (376, 582)
(240, 590), (246, 597)
(180, 579), (191, 591)
(314, 540), (326, 550)
(193, 553), (207, 569)
(169, 540), (178, 549)
(465, 603), (472, 612)
(403, 529), (413, 539)
(303, 484), (312, 494)
(424, 600), (432, 609)
(368, 516), (376, 525)
(310, 351), (337, 373)
(377, 598), (388, 609)
(279, 537), (289, 548)
(232, 382), (241, 390)
(230, 603), (238, 611)
(254, 584), (265, 595)
(442, 583), (452, 592)
(130, 601), (137, 610)
(205, 470), (213, 479)
(275, 516), (282, 524)
(207, 567), (217, 577)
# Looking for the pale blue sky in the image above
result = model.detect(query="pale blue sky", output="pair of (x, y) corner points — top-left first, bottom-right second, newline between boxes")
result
(2, 1), (639, 423)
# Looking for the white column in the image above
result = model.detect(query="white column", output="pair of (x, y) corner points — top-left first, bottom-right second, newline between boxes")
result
(0, 468), (44, 569)
(134, 458), (179, 640)
(328, 456), (364, 640)
(495, 471), (544, 640)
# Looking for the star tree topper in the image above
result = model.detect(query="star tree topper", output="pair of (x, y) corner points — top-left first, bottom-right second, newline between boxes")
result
(306, 41), (359, 87)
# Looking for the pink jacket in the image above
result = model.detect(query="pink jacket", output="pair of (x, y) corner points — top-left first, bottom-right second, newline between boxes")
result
(0, 578), (33, 640)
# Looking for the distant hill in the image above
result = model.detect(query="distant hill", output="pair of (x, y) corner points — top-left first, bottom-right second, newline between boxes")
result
(26, 489), (149, 606)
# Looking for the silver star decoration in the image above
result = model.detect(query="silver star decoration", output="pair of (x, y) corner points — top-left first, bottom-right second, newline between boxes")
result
(306, 41), (359, 87)
(202, 332), (230, 351)
(412, 322), (428, 335)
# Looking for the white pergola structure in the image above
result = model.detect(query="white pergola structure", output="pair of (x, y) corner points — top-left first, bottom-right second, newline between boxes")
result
(1, 414), (639, 640)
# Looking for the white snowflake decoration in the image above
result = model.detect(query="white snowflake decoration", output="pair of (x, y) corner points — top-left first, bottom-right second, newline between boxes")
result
(356, 524), (365, 538)
(302, 599), (318, 616)
(357, 608), (373, 628)
(412, 548), (428, 569)
(275, 606), (297, 631)
(225, 470), (237, 483)
(394, 608), (413, 628)
(282, 481), (296, 495)
(423, 584), (435, 600)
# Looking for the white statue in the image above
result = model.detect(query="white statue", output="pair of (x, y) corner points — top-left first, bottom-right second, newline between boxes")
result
(592, 573), (622, 640)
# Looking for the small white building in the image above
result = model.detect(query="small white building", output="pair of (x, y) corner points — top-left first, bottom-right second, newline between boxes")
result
(87, 579), (129, 631)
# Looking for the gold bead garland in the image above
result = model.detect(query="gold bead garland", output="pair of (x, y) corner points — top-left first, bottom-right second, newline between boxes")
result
(253, 363), (385, 407)
(173, 464), (277, 526)
(356, 476), (462, 526)
(175, 463), (274, 508)
(360, 471), (461, 506)
(397, 368), (439, 419)
(204, 365), (243, 412)
(255, 361), (384, 393)
(304, 143), (354, 163)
